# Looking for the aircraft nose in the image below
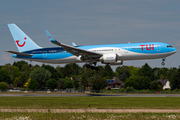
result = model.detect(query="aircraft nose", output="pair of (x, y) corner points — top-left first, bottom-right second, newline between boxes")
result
(172, 47), (177, 53)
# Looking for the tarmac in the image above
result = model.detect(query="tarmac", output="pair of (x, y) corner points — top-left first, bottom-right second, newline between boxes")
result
(1, 93), (180, 97)
(0, 109), (180, 113)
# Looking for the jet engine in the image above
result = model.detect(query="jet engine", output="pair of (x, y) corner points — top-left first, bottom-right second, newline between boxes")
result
(101, 53), (123, 65)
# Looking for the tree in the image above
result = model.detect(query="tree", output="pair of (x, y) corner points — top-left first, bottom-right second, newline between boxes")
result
(63, 64), (73, 77)
(74, 79), (80, 90)
(139, 63), (152, 77)
(63, 80), (74, 89)
(150, 81), (158, 90)
(21, 64), (31, 72)
(70, 63), (80, 76)
(46, 78), (57, 90)
(125, 76), (150, 90)
(115, 66), (130, 82)
(104, 64), (114, 78)
(170, 67), (180, 90)
(92, 78), (108, 92)
(0, 68), (12, 84)
(124, 79), (137, 89)
(136, 76), (150, 90)
(30, 67), (51, 90)
(0, 82), (8, 91)
(57, 79), (65, 89)
(120, 72), (128, 82)
(13, 61), (28, 71)
(158, 67), (169, 79)
(129, 66), (140, 76)
(81, 74), (88, 91)
(3, 64), (21, 81)
(42, 65), (61, 80)
(28, 79), (39, 92)
(167, 67), (177, 82)
(63, 63), (80, 78)
(139, 63), (157, 82)
(15, 69), (31, 87)
(24, 79), (31, 88)
(55, 66), (64, 77)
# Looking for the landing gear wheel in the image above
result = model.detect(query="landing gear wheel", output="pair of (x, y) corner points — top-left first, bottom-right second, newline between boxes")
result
(94, 67), (99, 71)
(161, 62), (165, 66)
(90, 66), (95, 69)
(161, 58), (166, 66)
(85, 64), (99, 71)
(86, 64), (91, 68)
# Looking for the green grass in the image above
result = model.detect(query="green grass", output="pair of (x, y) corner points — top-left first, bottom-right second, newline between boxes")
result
(0, 113), (180, 120)
(0, 97), (180, 109)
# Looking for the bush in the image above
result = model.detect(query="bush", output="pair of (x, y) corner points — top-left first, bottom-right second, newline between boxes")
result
(125, 86), (134, 93)
(92, 78), (108, 93)
(150, 81), (158, 90)
(63, 80), (74, 89)
(46, 78), (57, 90)
(119, 88), (125, 93)
(0, 82), (8, 91)
(124, 79), (137, 89)
(28, 80), (39, 92)
(157, 85), (162, 91)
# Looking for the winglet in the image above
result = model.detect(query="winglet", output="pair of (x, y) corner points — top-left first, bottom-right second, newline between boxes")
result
(45, 30), (59, 44)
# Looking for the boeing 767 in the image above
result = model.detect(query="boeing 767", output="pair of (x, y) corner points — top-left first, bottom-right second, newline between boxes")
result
(6, 24), (177, 69)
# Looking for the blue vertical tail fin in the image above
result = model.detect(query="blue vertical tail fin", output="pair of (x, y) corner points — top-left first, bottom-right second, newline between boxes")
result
(8, 24), (41, 52)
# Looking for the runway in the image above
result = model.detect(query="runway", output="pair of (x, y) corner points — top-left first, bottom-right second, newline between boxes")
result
(0, 108), (180, 113)
(0, 93), (180, 97)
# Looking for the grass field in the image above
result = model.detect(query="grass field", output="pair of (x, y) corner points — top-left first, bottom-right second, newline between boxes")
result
(0, 97), (180, 109)
(0, 113), (180, 120)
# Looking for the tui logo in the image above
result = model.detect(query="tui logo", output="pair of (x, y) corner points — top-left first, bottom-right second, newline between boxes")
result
(140, 44), (154, 51)
(15, 37), (26, 47)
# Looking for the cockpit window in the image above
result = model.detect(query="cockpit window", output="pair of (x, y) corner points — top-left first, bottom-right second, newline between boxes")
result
(167, 45), (173, 48)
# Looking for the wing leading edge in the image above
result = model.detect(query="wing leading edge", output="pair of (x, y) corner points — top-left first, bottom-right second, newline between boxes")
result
(45, 30), (102, 59)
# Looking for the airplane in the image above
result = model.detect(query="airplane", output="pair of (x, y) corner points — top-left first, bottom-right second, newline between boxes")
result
(6, 23), (177, 70)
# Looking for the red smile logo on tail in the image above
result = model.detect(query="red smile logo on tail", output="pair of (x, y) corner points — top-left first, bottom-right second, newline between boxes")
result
(15, 37), (26, 47)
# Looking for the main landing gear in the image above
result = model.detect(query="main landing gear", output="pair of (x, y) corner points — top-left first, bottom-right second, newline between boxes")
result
(161, 58), (166, 66)
(85, 63), (99, 71)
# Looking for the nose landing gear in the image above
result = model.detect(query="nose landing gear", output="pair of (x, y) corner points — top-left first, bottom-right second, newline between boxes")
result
(161, 58), (166, 66)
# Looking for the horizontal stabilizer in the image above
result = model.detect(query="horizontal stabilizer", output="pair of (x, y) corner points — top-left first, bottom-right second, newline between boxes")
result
(6, 51), (33, 56)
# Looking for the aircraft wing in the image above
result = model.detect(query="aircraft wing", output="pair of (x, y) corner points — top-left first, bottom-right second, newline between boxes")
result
(6, 51), (33, 56)
(45, 30), (102, 59)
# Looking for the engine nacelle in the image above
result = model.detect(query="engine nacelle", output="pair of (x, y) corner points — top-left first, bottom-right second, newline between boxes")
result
(110, 60), (123, 65)
(101, 53), (117, 63)
(101, 53), (123, 65)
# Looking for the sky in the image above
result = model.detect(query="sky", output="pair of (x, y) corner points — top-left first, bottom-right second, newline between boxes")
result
(0, 0), (180, 70)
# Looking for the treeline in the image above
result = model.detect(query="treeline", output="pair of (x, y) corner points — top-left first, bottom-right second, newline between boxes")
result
(0, 60), (180, 91)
